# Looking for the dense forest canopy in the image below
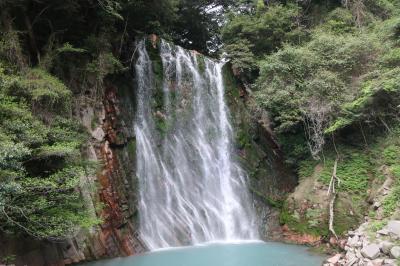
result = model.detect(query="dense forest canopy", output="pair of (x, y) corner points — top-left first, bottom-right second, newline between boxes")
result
(0, 0), (399, 246)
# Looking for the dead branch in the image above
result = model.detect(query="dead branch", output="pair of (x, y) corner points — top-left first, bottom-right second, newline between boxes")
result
(327, 158), (340, 239)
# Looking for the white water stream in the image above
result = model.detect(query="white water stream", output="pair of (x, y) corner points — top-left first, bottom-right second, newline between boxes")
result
(135, 40), (258, 250)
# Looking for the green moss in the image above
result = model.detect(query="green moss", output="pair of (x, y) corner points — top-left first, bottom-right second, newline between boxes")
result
(155, 116), (169, 137)
(145, 38), (164, 111)
(236, 129), (251, 149)
(333, 195), (365, 235)
(250, 187), (283, 208)
(196, 54), (206, 74)
(222, 63), (240, 99)
(127, 139), (136, 157)
(279, 202), (329, 237)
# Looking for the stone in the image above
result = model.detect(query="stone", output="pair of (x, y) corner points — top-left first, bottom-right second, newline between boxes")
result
(346, 250), (356, 259)
(345, 257), (359, 266)
(91, 127), (105, 141)
(356, 249), (364, 259)
(383, 258), (396, 265)
(373, 201), (381, 209)
(380, 241), (394, 254)
(361, 244), (381, 260)
(387, 221), (400, 238)
(362, 239), (370, 248)
(348, 230), (356, 236)
(327, 253), (342, 264)
(371, 259), (384, 266)
(348, 235), (360, 247)
(330, 236), (338, 246)
(377, 229), (389, 236)
(389, 246), (400, 259)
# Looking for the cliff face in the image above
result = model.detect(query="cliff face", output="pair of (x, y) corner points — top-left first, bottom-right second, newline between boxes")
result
(1, 38), (296, 265)
(222, 64), (297, 240)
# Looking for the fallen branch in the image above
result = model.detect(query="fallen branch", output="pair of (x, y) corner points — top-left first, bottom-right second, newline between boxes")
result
(327, 158), (340, 239)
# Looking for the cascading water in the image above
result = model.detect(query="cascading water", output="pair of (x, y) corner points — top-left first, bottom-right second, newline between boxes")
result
(134, 39), (259, 250)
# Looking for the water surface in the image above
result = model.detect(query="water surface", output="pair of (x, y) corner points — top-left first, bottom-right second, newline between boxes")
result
(83, 242), (325, 266)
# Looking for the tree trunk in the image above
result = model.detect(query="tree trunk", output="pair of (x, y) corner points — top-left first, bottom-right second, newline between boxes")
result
(24, 11), (41, 64)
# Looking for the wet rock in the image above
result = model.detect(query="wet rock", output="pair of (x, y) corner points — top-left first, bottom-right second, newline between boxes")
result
(389, 246), (400, 259)
(361, 244), (381, 260)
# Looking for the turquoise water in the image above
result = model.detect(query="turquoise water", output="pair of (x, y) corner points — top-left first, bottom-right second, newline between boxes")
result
(83, 242), (325, 266)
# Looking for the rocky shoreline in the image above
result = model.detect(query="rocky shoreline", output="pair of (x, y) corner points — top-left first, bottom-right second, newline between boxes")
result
(324, 220), (400, 266)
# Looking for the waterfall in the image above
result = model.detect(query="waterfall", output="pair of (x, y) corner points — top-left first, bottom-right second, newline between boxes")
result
(134, 40), (259, 250)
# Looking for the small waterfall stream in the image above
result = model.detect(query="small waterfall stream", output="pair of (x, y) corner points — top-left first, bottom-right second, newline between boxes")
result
(135, 40), (258, 250)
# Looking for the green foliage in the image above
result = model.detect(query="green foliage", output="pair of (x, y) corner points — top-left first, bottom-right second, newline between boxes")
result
(222, 3), (303, 77)
(382, 181), (400, 216)
(223, 39), (257, 75)
(382, 165), (400, 216)
(383, 145), (400, 165)
(255, 30), (378, 133)
(318, 151), (371, 194)
(0, 41), (95, 240)
(223, 4), (301, 56)
(321, 8), (355, 34)
(86, 52), (124, 82)
(279, 202), (329, 237)
(277, 132), (309, 166)
(298, 159), (318, 179)
(7, 68), (72, 114)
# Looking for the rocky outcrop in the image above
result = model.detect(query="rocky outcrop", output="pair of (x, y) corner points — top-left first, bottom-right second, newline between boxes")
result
(222, 63), (297, 240)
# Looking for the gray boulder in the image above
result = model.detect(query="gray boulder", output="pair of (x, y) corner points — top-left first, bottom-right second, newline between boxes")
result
(387, 221), (400, 238)
(389, 246), (400, 259)
(380, 241), (394, 255)
(361, 244), (381, 260)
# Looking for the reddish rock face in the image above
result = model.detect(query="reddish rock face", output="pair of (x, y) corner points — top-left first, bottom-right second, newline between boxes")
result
(94, 85), (140, 257)
(281, 225), (322, 245)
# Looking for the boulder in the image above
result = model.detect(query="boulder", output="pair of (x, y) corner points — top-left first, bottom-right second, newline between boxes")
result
(361, 244), (381, 260)
(377, 229), (389, 236)
(380, 241), (394, 255)
(345, 257), (358, 266)
(348, 235), (360, 247)
(327, 254), (342, 264)
(371, 259), (384, 266)
(387, 221), (400, 238)
(383, 258), (396, 265)
(91, 127), (105, 141)
(346, 250), (356, 260)
(389, 246), (400, 259)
